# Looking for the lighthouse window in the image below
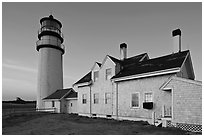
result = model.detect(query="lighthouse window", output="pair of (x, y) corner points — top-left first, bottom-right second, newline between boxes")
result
(42, 21), (60, 31)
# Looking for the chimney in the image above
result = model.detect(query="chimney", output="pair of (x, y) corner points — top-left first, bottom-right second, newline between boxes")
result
(120, 43), (127, 60)
(172, 28), (181, 53)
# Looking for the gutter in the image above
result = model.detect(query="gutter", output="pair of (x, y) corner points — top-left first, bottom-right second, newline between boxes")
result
(112, 67), (180, 82)
(90, 86), (92, 116)
(116, 83), (118, 119)
(73, 81), (92, 88)
(43, 99), (60, 101)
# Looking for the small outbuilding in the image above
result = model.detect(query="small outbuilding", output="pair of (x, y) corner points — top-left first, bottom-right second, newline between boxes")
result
(161, 76), (202, 132)
(65, 91), (78, 114)
(43, 88), (77, 113)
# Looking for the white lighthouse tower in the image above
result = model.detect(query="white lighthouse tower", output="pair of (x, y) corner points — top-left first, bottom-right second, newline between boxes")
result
(36, 15), (65, 109)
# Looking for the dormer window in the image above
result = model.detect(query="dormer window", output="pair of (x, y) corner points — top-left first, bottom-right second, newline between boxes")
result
(94, 71), (99, 82)
(105, 68), (112, 80)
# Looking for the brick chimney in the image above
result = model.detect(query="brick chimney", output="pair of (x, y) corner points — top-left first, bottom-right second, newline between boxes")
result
(120, 43), (127, 60)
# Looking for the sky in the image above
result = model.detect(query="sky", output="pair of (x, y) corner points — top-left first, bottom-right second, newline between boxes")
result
(2, 2), (202, 101)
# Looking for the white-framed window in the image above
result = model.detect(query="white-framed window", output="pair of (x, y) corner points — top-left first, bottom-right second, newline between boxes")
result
(94, 71), (99, 82)
(82, 94), (87, 104)
(93, 93), (99, 104)
(105, 92), (111, 104)
(144, 93), (153, 102)
(52, 101), (55, 107)
(131, 93), (140, 108)
(105, 68), (112, 80)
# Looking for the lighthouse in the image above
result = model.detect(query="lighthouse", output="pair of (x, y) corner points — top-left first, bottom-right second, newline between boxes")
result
(36, 15), (65, 109)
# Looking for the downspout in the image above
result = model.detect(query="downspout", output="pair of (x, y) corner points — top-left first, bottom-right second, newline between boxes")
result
(116, 82), (118, 119)
(111, 82), (114, 116)
(90, 85), (92, 116)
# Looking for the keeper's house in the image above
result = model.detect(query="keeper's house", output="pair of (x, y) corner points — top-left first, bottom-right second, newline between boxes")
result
(73, 29), (202, 132)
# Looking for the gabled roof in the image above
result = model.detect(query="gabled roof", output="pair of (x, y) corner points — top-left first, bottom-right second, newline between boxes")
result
(160, 76), (202, 91)
(65, 91), (78, 98)
(74, 53), (148, 85)
(43, 88), (74, 100)
(112, 50), (190, 79)
(121, 53), (149, 68)
(73, 71), (92, 85)
(108, 55), (121, 64)
(91, 62), (101, 71)
(108, 53), (148, 66)
(96, 62), (102, 67)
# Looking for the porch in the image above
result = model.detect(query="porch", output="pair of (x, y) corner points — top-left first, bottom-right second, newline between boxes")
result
(161, 105), (172, 127)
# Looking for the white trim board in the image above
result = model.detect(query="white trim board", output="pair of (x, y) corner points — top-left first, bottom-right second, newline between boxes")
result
(112, 68), (180, 82)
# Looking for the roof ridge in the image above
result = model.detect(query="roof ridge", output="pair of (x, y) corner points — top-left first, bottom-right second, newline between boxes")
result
(107, 55), (121, 63)
(137, 50), (189, 64)
(125, 53), (148, 60)
(108, 55), (120, 60)
(59, 89), (72, 100)
(146, 50), (189, 62)
(96, 62), (102, 67)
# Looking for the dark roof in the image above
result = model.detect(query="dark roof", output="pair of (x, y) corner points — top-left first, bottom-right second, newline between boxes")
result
(40, 15), (62, 28)
(65, 91), (78, 98)
(112, 50), (189, 79)
(74, 53), (148, 85)
(108, 53), (148, 66)
(74, 71), (92, 85)
(96, 62), (102, 67)
(108, 55), (121, 64)
(121, 53), (148, 68)
(43, 88), (73, 100)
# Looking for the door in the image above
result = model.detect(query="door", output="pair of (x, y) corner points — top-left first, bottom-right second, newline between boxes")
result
(67, 100), (74, 114)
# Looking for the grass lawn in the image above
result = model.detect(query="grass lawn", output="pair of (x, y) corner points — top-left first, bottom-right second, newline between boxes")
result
(2, 112), (197, 135)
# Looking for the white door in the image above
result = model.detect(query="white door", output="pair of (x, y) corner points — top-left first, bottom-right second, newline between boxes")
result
(67, 100), (74, 113)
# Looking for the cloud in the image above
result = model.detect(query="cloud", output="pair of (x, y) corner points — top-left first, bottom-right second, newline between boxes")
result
(3, 62), (37, 73)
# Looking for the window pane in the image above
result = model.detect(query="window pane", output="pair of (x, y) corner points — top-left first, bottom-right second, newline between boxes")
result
(94, 93), (99, 104)
(105, 93), (111, 104)
(106, 68), (112, 80)
(132, 93), (139, 107)
(52, 101), (55, 107)
(82, 94), (87, 104)
(94, 71), (99, 82)
(145, 93), (152, 102)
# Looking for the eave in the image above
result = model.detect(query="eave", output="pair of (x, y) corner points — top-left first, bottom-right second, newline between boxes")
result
(160, 76), (202, 91)
(74, 81), (92, 88)
(65, 98), (77, 100)
(112, 67), (180, 82)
